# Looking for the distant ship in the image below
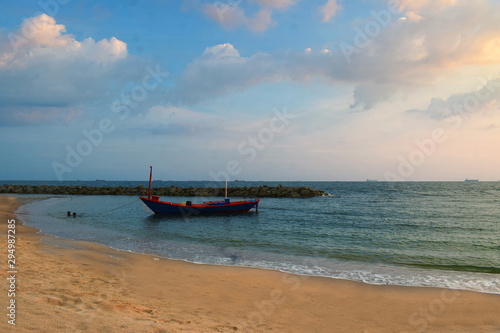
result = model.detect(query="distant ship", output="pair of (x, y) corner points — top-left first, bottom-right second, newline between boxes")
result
(366, 179), (378, 182)
(465, 179), (479, 182)
(95, 179), (106, 182)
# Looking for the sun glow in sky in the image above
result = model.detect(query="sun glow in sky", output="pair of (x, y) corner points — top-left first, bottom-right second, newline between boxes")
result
(1, 0), (500, 181)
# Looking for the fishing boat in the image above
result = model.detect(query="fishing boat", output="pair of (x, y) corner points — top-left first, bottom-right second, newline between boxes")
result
(139, 167), (259, 214)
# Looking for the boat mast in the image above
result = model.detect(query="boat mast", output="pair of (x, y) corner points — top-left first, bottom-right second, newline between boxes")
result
(148, 166), (152, 199)
(225, 177), (228, 199)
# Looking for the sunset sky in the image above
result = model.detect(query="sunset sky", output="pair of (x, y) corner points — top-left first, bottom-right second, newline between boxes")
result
(1, 0), (500, 181)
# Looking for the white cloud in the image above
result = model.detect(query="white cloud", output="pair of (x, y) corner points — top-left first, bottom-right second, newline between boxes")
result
(319, 0), (341, 22)
(0, 14), (143, 124)
(17, 14), (73, 49)
(202, 0), (296, 32)
(344, 0), (500, 108)
(407, 75), (500, 119)
(175, 0), (500, 111)
(203, 3), (273, 32)
(5, 14), (127, 64)
(391, 0), (458, 14)
(405, 12), (424, 23)
(169, 43), (279, 104)
(202, 43), (243, 61)
(317, 0), (500, 109)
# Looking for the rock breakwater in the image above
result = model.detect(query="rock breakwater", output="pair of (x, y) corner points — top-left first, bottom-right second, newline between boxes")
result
(0, 184), (326, 198)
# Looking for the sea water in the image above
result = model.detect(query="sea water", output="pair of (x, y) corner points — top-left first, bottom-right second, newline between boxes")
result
(10, 181), (500, 294)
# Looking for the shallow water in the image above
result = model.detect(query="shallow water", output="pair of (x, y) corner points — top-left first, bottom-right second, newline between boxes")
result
(12, 181), (500, 294)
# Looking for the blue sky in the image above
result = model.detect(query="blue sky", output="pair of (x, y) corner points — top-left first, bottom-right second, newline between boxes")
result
(1, 0), (500, 181)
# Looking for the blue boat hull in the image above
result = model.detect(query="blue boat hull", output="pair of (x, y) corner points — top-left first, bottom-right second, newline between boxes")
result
(139, 196), (259, 215)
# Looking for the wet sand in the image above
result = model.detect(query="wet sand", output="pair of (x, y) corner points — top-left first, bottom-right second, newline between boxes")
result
(1, 196), (500, 332)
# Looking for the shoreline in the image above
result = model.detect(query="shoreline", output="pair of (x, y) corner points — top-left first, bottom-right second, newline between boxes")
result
(1, 196), (500, 332)
(16, 195), (500, 296)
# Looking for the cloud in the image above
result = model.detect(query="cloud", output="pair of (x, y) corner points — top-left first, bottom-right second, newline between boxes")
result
(255, 0), (295, 10)
(5, 14), (127, 64)
(481, 124), (498, 130)
(133, 105), (221, 135)
(0, 14), (143, 124)
(169, 41), (412, 107)
(201, 43), (243, 61)
(174, 0), (500, 111)
(407, 75), (500, 119)
(391, 0), (458, 13)
(317, 0), (500, 109)
(167, 42), (406, 106)
(350, 84), (396, 110)
(203, 2), (273, 32)
(202, 0), (295, 32)
(342, 0), (500, 107)
(319, 0), (341, 22)
(168, 43), (279, 104)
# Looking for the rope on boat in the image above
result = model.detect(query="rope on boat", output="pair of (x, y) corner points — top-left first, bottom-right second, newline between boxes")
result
(1, 198), (140, 217)
(97, 199), (140, 215)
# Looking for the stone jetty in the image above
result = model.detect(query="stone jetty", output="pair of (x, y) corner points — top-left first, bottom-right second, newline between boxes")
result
(0, 184), (326, 198)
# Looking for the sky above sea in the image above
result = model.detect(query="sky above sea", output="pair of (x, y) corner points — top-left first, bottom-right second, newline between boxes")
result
(1, 0), (500, 181)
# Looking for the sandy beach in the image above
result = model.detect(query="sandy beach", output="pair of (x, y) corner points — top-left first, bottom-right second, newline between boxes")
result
(1, 196), (500, 333)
